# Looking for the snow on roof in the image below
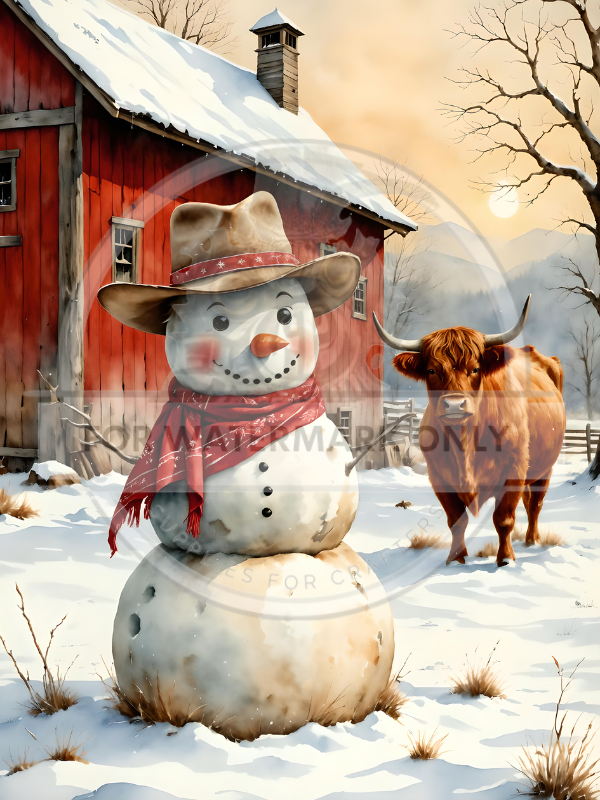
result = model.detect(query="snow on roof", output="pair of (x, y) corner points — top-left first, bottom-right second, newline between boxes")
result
(250, 8), (304, 35)
(12, 0), (416, 232)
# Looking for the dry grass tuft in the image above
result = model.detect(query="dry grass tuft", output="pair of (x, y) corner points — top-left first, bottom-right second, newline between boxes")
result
(405, 729), (449, 760)
(512, 526), (526, 542)
(44, 731), (88, 764)
(515, 658), (599, 799)
(407, 526), (449, 550)
(101, 663), (205, 728)
(538, 527), (565, 547)
(511, 526), (564, 547)
(3, 748), (39, 775)
(0, 584), (77, 716)
(476, 540), (499, 558)
(450, 642), (506, 699)
(375, 671), (410, 721)
(0, 488), (38, 520)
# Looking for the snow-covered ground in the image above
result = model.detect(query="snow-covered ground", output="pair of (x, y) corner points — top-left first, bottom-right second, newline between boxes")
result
(1, 453), (599, 799)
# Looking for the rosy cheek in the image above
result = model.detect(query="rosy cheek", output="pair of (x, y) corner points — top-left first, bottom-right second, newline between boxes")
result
(291, 328), (317, 364)
(187, 338), (221, 372)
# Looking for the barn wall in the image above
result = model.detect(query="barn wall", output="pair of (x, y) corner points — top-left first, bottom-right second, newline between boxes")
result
(0, 3), (75, 114)
(0, 3), (71, 455)
(82, 100), (385, 471)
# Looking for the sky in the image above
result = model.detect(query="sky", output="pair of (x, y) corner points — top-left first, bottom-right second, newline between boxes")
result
(113, 0), (596, 241)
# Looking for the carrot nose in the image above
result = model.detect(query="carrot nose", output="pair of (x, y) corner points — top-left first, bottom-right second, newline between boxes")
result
(250, 333), (289, 358)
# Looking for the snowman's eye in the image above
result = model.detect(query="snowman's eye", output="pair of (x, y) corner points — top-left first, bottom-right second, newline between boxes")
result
(212, 315), (229, 331)
(277, 307), (292, 325)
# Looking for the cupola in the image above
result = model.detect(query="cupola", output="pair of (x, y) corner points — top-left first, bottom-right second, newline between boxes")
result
(250, 8), (304, 114)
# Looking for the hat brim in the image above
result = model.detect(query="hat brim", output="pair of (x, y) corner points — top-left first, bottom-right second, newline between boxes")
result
(97, 252), (361, 335)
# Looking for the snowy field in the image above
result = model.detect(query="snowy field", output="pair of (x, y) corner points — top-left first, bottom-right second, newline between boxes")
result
(0, 453), (599, 799)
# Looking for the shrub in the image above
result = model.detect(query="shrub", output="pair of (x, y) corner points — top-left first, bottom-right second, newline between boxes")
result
(405, 729), (448, 760)
(515, 658), (599, 799)
(407, 526), (449, 550)
(538, 527), (564, 547)
(476, 540), (499, 558)
(375, 671), (409, 721)
(44, 731), (88, 764)
(101, 663), (205, 728)
(450, 643), (506, 699)
(3, 749), (39, 775)
(0, 489), (38, 520)
(0, 584), (77, 716)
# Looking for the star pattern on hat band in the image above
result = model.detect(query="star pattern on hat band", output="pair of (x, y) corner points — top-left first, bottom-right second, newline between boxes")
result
(170, 251), (300, 286)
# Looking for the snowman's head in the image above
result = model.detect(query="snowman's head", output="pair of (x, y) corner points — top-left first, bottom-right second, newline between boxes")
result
(165, 278), (319, 395)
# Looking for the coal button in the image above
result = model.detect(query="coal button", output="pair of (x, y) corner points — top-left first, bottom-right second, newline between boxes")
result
(263, 486), (273, 496)
(262, 508), (272, 517)
(259, 462), (269, 472)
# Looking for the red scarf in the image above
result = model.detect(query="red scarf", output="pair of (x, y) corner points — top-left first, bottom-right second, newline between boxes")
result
(108, 373), (325, 555)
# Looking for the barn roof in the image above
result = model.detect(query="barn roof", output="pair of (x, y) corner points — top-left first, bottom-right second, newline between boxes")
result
(4, 0), (416, 235)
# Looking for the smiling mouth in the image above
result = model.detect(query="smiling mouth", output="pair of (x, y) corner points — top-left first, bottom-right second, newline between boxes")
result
(441, 412), (473, 421)
(216, 354), (301, 385)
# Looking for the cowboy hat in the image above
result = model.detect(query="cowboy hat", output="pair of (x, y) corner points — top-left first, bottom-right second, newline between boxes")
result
(97, 192), (361, 335)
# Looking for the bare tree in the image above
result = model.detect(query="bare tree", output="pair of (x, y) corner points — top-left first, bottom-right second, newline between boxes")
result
(373, 157), (441, 334)
(126, 0), (236, 52)
(567, 314), (600, 418)
(444, 0), (600, 477)
(444, 0), (600, 317)
(374, 156), (432, 229)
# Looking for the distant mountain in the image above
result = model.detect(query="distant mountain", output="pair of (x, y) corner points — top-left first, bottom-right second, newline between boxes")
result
(384, 223), (599, 417)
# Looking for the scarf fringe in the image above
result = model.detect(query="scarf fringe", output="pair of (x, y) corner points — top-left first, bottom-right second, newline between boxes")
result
(185, 500), (203, 539)
(108, 495), (154, 556)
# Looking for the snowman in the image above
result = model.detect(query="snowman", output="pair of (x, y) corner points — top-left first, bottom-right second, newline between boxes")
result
(98, 192), (394, 741)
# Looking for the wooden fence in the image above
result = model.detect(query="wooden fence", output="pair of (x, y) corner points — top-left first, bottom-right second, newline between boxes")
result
(383, 401), (599, 464)
(383, 399), (425, 448)
(561, 424), (599, 463)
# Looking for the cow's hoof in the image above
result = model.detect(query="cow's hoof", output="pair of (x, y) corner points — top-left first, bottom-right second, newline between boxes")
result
(446, 549), (468, 566)
(496, 557), (516, 568)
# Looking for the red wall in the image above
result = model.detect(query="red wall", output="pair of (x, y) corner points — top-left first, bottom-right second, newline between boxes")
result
(0, 3), (75, 114)
(82, 99), (385, 465)
(0, 3), (74, 451)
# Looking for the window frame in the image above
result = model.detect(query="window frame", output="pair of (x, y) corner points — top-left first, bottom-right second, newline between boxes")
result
(0, 149), (20, 213)
(111, 216), (144, 284)
(352, 276), (368, 321)
(319, 242), (337, 258)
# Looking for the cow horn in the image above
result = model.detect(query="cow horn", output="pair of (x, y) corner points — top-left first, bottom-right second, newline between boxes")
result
(483, 295), (531, 347)
(372, 312), (423, 352)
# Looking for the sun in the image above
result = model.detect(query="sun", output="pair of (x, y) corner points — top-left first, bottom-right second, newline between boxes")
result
(489, 183), (519, 218)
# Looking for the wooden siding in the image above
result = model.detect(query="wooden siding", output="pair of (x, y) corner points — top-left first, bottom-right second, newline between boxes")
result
(0, 2), (75, 114)
(0, 3), (75, 458)
(0, 125), (60, 451)
(82, 103), (385, 471)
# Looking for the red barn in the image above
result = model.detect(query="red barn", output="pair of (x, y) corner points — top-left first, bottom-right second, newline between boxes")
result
(0, 0), (415, 474)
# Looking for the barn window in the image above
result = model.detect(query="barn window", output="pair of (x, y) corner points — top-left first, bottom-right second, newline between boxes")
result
(111, 217), (144, 283)
(319, 242), (337, 258)
(336, 407), (353, 447)
(352, 277), (367, 320)
(261, 31), (280, 47)
(285, 32), (297, 48)
(0, 149), (19, 213)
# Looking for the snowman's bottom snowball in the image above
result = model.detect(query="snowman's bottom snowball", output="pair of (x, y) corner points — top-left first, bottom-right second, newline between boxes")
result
(112, 542), (394, 741)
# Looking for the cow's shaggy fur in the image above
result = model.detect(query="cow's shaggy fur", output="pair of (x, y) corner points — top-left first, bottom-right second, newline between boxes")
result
(393, 328), (565, 567)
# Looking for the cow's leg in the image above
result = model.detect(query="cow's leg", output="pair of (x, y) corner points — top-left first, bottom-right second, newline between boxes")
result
(492, 487), (521, 566)
(524, 475), (551, 546)
(437, 492), (469, 565)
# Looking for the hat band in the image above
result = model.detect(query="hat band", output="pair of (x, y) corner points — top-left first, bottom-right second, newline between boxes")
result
(170, 251), (300, 286)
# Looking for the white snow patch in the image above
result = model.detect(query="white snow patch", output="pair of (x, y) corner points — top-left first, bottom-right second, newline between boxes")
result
(0, 455), (599, 798)
(30, 461), (78, 481)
